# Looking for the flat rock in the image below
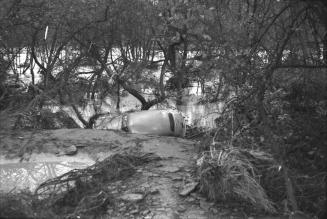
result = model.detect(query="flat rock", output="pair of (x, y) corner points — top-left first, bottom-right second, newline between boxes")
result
(186, 197), (196, 202)
(130, 209), (139, 214)
(143, 172), (160, 177)
(63, 145), (77, 155)
(177, 205), (187, 212)
(171, 176), (183, 181)
(120, 193), (144, 202)
(179, 182), (199, 196)
(159, 166), (180, 173)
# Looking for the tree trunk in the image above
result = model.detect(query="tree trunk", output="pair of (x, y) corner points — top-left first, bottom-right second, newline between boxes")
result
(116, 83), (120, 111)
(176, 79), (183, 105)
(71, 104), (88, 128)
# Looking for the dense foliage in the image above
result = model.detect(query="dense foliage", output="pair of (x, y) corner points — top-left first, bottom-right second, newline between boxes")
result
(1, 0), (326, 217)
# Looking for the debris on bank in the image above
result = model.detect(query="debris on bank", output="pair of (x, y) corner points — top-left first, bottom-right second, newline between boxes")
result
(0, 152), (160, 219)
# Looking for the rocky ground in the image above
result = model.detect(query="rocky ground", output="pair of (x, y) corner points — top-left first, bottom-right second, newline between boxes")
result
(0, 129), (288, 219)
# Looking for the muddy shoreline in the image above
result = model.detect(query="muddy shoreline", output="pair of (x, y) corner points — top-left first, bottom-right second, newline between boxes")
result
(0, 128), (286, 219)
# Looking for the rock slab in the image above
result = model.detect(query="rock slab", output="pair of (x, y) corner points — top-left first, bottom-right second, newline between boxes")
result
(120, 193), (144, 202)
(179, 182), (199, 196)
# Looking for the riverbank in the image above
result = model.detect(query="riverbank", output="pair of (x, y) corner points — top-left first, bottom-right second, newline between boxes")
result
(0, 128), (295, 218)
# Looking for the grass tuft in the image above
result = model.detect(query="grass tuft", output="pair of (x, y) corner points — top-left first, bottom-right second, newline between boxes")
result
(198, 146), (276, 213)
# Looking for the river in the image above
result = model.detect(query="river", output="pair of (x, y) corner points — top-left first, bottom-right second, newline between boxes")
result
(0, 153), (95, 193)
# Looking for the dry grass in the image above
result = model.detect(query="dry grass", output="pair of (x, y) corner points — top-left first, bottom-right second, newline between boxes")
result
(198, 146), (277, 213)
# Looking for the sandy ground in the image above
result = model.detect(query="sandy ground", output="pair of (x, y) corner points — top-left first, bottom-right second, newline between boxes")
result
(0, 129), (285, 219)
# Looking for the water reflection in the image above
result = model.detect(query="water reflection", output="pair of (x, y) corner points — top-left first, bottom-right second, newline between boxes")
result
(0, 158), (94, 193)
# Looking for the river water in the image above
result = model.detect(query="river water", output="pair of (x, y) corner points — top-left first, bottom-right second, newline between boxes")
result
(0, 153), (95, 193)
